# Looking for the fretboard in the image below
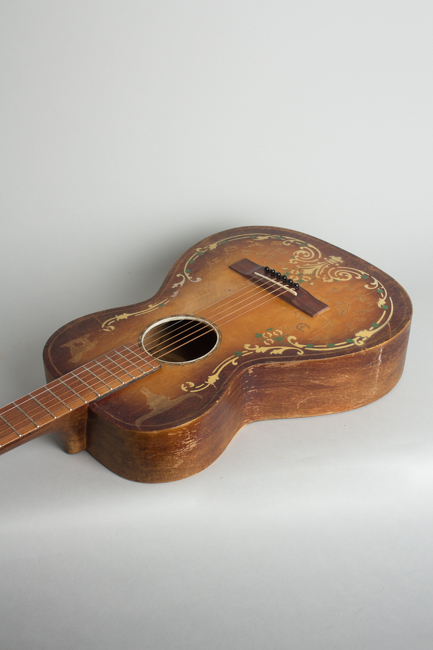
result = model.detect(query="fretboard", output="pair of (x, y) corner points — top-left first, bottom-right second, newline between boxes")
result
(0, 343), (160, 452)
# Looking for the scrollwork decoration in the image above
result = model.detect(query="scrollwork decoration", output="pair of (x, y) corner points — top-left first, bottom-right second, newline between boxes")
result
(102, 232), (320, 331)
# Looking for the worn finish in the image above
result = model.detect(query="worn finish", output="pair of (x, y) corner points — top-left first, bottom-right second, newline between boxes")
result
(0, 226), (412, 481)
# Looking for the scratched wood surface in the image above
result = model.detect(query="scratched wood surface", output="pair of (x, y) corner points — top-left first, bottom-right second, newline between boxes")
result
(40, 226), (412, 482)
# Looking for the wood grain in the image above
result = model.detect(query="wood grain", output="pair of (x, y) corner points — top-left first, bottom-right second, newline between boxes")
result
(1, 226), (412, 482)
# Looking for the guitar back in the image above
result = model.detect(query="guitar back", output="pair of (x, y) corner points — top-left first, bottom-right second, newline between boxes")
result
(43, 226), (412, 482)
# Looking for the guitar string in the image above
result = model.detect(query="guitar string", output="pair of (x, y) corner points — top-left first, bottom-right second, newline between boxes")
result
(75, 275), (294, 373)
(1, 274), (291, 425)
(143, 277), (296, 359)
(126, 263), (300, 356)
(136, 278), (297, 362)
(108, 265), (298, 355)
(0, 278), (300, 435)
(0, 276), (296, 432)
(0, 278), (294, 430)
(0, 287), (292, 439)
(131, 276), (263, 351)
(0, 277), (299, 433)
(138, 275), (291, 357)
(130, 265), (297, 349)
(0, 278), (264, 427)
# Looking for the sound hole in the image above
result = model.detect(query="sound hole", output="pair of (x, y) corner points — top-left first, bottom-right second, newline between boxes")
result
(141, 316), (218, 364)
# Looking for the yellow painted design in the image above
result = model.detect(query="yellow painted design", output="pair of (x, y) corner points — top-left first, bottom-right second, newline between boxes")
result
(181, 263), (394, 394)
(101, 302), (170, 332)
(101, 274), (187, 331)
(101, 232), (313, 331)
(180, 340), (301, 394)
(100, 233), (391, 338)
(185, 233), (318, 283)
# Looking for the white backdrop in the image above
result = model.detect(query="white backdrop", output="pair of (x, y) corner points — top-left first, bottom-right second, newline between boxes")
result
(1, 2), (432, 649)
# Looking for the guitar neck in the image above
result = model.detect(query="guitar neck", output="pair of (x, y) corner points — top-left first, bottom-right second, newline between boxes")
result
(0, 343), (160, 454)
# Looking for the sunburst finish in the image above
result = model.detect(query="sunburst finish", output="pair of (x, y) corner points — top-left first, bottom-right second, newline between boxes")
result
(0, 226), (412, 482)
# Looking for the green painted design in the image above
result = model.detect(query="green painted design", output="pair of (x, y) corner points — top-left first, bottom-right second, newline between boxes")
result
(104, 232), (394, 341)
(182, 291), (394, 393)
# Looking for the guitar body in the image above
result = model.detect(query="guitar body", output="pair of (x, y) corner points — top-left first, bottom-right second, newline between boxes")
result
(42, 226), (412, 482)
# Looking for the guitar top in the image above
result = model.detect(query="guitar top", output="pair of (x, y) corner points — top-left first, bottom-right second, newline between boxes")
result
(1, 226), (412, 482)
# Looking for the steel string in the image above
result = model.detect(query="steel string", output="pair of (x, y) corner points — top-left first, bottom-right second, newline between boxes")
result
(0, 276), (297, 434)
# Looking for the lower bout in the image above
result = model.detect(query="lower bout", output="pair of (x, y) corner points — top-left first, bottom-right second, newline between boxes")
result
(84, 329), (410, 482)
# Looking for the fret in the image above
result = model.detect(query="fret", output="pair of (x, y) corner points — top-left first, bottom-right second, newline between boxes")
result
(105, 353), (136, 379)
(58, 377), (89, 403)
(45, 385), (73, 411)
(92, 359), (124, 387)
(0, 411), (31, 436)
(98, 355), (134, 383)
(0, 396), (51, 446)
(116, 348), (143, 372)
(29, 384), (69, 419)
(113, 350), (143, 378)
(85, 366), (112, 390)
(14, 395), (55, 426)
(69, 372), (102, 398)
(0, 427), (20, 447)
(13, 402), (40, 428)
(119, 346), (156, 373)
(125, 344), (156, 367)
(45, 386), (72, 411)
(133, 349), (156, 370)
(30, 395), (55, 418)
(0, 339), (163, 452)
(121, 346), (151, 369)
(64, 374), (101, 401)
(73, 367), (112, 396)
(0, 413), (21, 437)
(0, 416), (12, 434)
(0, 405), (35, 435)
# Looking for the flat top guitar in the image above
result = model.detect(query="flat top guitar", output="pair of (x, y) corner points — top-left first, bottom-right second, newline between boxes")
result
(0, 226), (412, 482)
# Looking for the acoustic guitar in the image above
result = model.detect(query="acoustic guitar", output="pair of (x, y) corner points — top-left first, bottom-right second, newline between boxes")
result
(0, 226), (412, 482)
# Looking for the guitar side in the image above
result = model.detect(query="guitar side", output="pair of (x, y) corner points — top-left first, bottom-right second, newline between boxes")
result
(41, 226), (412, 482)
